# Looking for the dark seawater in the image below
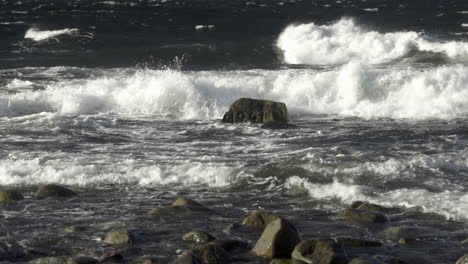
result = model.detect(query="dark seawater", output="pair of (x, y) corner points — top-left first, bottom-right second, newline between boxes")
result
(1, 0), (468, 263)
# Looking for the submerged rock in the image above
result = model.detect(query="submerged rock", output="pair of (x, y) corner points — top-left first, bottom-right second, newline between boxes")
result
(336, 237), (382, 248)
(209, 240), (250, 252)
(103, 230), (134, 245)
(352, 202), (394, 214)
(222, 98), (288, 124)
(172, 244), (231, 264)
(292, 239), (348, 264)
(148, 198), (210, 216)
(252, 218), (301, 258)
(64, 225), (87, 233)
(242, 211), (282, 229)
(35, 184), (77, 199)
(338, 209), (388, 223)
(183, 230), (216, 244)
(98, 251), (123, 262)
(30, 257), (67, 264)
(67, 257), (98, 264)
(0, 190), (24, 203)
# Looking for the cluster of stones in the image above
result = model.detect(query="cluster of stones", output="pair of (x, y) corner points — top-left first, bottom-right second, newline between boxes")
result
(1, 188), (468, 264)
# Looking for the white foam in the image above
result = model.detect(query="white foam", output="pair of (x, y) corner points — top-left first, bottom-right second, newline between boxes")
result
(3, 64), (468, 119)
(285, 176), (468, 220)
(0, 158), (245, 187)
(24, 28), (79, 42)
(277, 18), (468, 65)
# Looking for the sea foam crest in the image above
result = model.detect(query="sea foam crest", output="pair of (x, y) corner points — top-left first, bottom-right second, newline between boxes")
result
(0, 158), (244, 187)
(3, 64), (468, 119)
(24, 28), (79, 41)
(277, 18), (468, 65)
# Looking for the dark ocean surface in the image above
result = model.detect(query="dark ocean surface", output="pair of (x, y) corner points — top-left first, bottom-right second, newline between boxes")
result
(1, 0), (468, 263)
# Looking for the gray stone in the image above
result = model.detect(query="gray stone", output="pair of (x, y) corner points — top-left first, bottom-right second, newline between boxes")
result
(457, 254), (468, 264)
(64, 225), (87, 233)
(35, 184), (77, 199)
(336, 237), (382, 248)
(183, 230), (216, 244)
(355, 202), (393, 214)
(242, 211), (282, 229)
(172, 198), (206, 207)
(348, 257), (384, 264)
(98, 252), (123, 262)
(252, 218), (301, 258)
(67, 257), (98, 264)
(29, 257), (67, 264)
(148, 198), (210, 216)
(379, 226), (421, 240)
(338, 209), (388, 223)
(172, 244), (231, 264)
(0, 190), (24, 203)
(292, 239), (347, 264)
(269, 259), (293, 264)
(209, 240), (250, 252)
(103, 230), (134, 245)
(222, 98), (288, 124)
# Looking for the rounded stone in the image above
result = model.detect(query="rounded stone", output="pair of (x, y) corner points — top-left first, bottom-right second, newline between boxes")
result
(0, 190), (23, 203)
(35, 184), (77, 199)
(67, 257), (98, 264)
(103, 231), (134, 245)
(183, 230), (216, 244)
(242, 211), (282, 229)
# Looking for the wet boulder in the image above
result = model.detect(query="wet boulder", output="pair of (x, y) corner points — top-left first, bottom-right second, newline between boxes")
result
(103, 230), (134, 245)
(0, 189), (24, 203)
(457, 254), (468, 264)
(35, 184), (77, 199)
(291, 239), (348, 264)
(183, 230), (216, 244)
(30, 257), (67, 264)
(351, 202), (394, 214)
(242, 211), (283, 229)
(67, 257), (98, 264)
(172, 244), (231, 264)
(338, 209), (388, 223)
(209, 239), (250, 252)
(252, 218), (301, 258)
(336, 237), (382, 248)
(98, 252), (124, 262)
(148, 198), (210, 216)
(222, 98), (288, 124)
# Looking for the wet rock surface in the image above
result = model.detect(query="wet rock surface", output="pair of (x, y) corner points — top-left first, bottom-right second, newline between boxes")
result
(35, 185), (77, 199)
(222, 98), (288, 124)
(252, 218), (301, 258)
(1, 189), (465, 264)
(0, 189), (24, 203)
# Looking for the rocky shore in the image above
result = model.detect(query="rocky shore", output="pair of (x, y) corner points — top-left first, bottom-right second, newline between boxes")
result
(0, 185), (467, 264)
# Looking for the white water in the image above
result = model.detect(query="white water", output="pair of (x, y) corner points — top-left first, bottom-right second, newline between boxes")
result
(2, 64), (468, 119)
(0, 158), (247, 188)
(24, 28), (79, 41)
(277, 18), (468, 65)
(284, 151), (468, 220)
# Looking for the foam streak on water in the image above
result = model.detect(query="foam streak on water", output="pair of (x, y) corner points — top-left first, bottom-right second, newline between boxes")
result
(24, 28), (80, 42)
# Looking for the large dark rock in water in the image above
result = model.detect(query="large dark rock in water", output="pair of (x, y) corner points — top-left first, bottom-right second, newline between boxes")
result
(35, 184), (77, 199)
(222, 98), (288, 123)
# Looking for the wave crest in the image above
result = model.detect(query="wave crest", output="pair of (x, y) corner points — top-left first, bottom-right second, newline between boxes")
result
(277, 18), (468, 65)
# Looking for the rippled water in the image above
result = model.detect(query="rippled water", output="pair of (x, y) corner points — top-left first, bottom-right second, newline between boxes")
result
(1, 0), (468, 263)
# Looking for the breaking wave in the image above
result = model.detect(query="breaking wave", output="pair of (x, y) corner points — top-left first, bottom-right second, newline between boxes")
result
(2, 63), (468, 119)
(277, 18), (468, 65)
